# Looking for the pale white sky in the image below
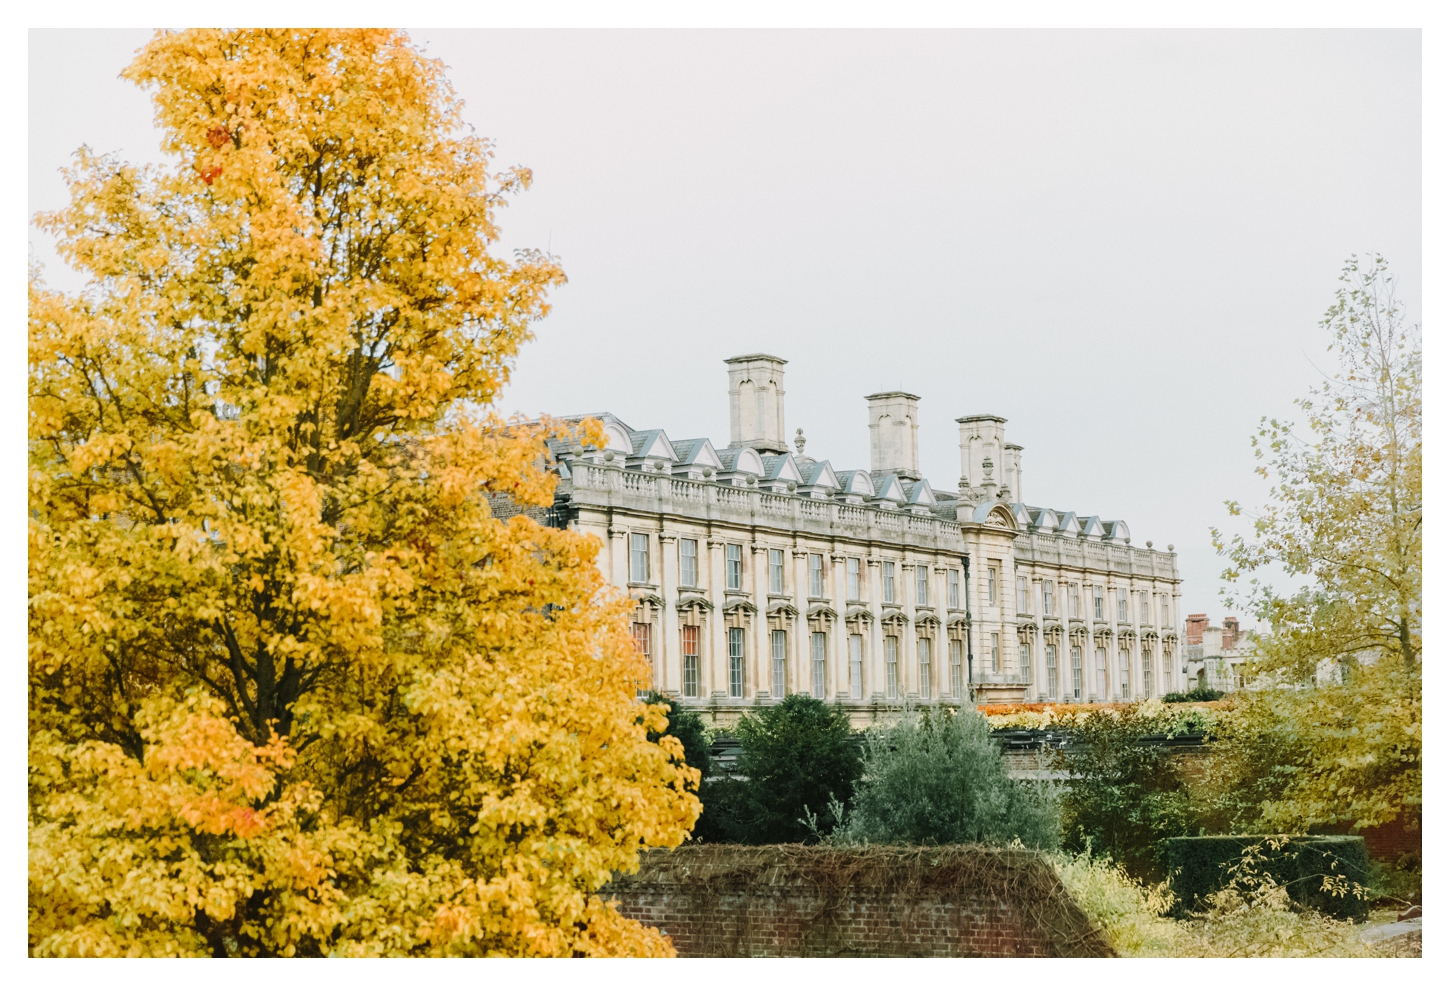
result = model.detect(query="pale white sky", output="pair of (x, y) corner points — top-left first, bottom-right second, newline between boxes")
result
(29, 29), (1421, 619)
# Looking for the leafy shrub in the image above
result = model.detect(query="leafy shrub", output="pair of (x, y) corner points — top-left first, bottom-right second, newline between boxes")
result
(1054, 706), (1193, 879)
(1163, 687), (1225, 703)
(694, 695), (861, 844)
(641, 691), (712, 783)
(842, 706), (1060, 849)
(1162, 835), (1370, 920)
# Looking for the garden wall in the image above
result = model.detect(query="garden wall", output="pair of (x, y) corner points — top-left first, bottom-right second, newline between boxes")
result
(602, 844), (1115, 958)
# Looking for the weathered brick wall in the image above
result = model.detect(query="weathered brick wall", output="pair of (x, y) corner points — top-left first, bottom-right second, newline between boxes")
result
(602, 844), (1114, 958)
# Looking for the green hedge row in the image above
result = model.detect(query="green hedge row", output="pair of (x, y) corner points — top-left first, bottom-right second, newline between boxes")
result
(1162, 835), (1370, 920)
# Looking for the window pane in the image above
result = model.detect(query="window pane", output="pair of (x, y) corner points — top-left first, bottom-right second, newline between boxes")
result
(1142, 644), (1153, 697)
(917, 637), (931, 700)
(728, 627), (744, 698)
(1094, 586), (1104, 620)
(916, 566), (929, 606)
(1071, 645), (1083, 700)
(884, 635), (899, 700)
(810, 554), (824, 598)
(679, 539), (697, 587)
(847, 558), (860, 600)
(883, 562), (895, 602)
(1043, 580), (1054, 617)
(1045, 643), (1058, 699)
(811, 631), (826, 699)
(988, 567), (997, 604)
(849, 634), (863, 700)
(1020, 642), (1031, 682)
(769, 548), (784, 594)
(1095, 646), (1108, 699)
(726, 543), (742, 590)
(771, 629), (786, 699)
(949, 638), (963, 697)
(991, 632), (1000, 673)
(682, 625), (699, 698)
(948, 569), (959, 609)
(630, 533), (649, 583)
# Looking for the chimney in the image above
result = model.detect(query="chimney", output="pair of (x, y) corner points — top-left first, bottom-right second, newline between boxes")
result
(956, 415), (1006, 495)
(1185, 614), (1209, 646)
(866, 391), (921, 481)
(1223, 616), (1241, 649)
(725, 354), (788, 453)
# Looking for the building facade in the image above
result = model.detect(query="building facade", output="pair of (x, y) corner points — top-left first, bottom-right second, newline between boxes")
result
(545, 354), (1184, 726)
(1183, 615), (1257, 692)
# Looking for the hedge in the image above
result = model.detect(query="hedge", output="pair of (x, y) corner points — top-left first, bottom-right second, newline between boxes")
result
(1162, 835), (1370, 920)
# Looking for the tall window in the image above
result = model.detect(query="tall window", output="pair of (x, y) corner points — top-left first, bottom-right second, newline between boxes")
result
(678, 538), (697, 587)
(632, 622), (651, 695)
(1093, 585), (1104, 621)
(883, 562), (896, 603)
(1045, 643), (1058, 700)
(950, 639), (964, 697)
(811, 632), (827, 699)
(809, 554), (825, 597)
(768, 548), (785, 594)
(884, 635), (900, 700)
(1069, 583), (1080, 619)
(988, 566), (997, 605)
(1162, 645), (1174, 693)
(629, 533), (649, 583)
(991, 632), (1001, 673)
(916, 566), (930, 607)
(917, 637), (932, 700)
(1119, 644), (1130, 699)
(726, 543), (743, 590)
(1117, 588), (1128, 622)
(1071, 644), (1083, 700)
(1140, 592), (1150, 624)
(681, 625), (700, 698)
(771, 629), (787, 699)
(948, 568), (960, 609)
(728, 627), (745, 698)
(1017, 576), (1029, 614)
(849, 634), (863, 700)
(1020, 641), (1032, 682)
(847, 558), (861, 600)
(1161, 595), (1170, 628)
(1042, 580), (1055, 617)
(1141, 642), (1153, 697)
(1095, 646), (1108, 699)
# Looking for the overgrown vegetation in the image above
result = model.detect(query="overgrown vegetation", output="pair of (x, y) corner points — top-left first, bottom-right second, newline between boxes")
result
(641, 691), (712, 783)
(838, 706), (1059, 849)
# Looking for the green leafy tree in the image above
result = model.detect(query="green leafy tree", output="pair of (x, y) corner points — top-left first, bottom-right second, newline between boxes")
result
(843, 706), (1060, 849)
(1212, 255), (1420, 835)
(696, 695), (861, 844)
(641, 691), (712, 783)
(1055, 707), (1195, 879)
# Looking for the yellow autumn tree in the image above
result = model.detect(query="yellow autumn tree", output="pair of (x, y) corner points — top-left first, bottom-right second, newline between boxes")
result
(29, 29), (699, 957)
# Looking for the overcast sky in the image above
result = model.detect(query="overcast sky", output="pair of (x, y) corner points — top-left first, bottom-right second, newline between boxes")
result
(29, 29), (1421, 619)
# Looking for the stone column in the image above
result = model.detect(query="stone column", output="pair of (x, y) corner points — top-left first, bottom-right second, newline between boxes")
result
(658, 533), (679, 695)
(706, 538), (727, 701)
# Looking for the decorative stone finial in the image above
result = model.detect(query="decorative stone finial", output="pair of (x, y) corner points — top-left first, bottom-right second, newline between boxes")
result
(1167, 544), (1175, 552)
(794, 427), (806, 455)
(1146, 540), (1153, 548)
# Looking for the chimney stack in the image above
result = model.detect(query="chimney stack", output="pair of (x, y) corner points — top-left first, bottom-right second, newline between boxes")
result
(866, 391), (921, 481)
(725, 354), (788, 453)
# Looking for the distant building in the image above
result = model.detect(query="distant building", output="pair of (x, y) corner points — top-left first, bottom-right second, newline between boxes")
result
(1183, 615), (1258, 691)
(544, 354), (1184, 726)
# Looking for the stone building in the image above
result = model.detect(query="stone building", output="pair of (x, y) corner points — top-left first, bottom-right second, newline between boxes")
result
(544, 354), (1183, 725)
(1183, 615), (1258, 692)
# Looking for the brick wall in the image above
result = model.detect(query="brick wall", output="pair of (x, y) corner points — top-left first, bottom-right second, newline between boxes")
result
(602, 844), (1114, 958)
